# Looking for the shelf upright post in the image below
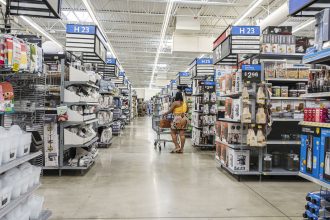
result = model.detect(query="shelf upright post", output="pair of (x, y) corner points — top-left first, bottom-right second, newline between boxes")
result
(59, 58), (65, 176)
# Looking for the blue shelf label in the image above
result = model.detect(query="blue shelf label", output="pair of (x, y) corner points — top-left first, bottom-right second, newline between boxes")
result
(185, 87), (192, 92)
(242, 64), (261, 83)
(106, 58), (116, 65)
(231, 26), (260, 36)
(242, 64), (261, 72)
(203, 81), (215, 86)
(66, 24), (96, 35)
(196, 58), (213, 65)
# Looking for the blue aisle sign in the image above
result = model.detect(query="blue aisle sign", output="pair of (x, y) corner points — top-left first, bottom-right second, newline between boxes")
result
(106, 58), (116, 65)
(203, 81), (216, 86)
(185, 87), (192, 94)
(179, 72), (190, 77)
(289, 0), (314, 15)
(231, 26), (260, 36)
(242, 64), (261, 83)
(66, 24), (96, 34)
(196, 58), (213, 65)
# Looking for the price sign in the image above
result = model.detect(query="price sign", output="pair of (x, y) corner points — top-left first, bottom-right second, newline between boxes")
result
(231, 26), (260, 36)
(185, 87), (192, 95)
(66, 24), (96, 35)
(242, 64), (261, 83)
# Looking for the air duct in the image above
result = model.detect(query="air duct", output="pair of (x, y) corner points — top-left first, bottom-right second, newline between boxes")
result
(260, 3), (289, 31)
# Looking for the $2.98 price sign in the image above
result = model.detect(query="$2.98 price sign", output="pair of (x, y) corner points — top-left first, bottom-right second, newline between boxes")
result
(242, 64), (261, 83)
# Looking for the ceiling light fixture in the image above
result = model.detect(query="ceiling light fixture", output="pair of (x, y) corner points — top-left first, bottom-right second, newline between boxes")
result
(20, 15), (63, 48)
(82, 0), (117, 59)
(292, 18), (316, 34)
(149, 0), (174, 88)
(234, 0), (263, 26)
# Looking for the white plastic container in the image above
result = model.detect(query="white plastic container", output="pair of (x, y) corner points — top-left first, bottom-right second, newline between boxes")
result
(3, 168), (21, 199)
(0, 176), (13, 208)
(18, 163), (33, 193)
(7, 125), (22, 162)
(28, 195), (44, 219)
(17, 132), (31, 158)
(32, 166), (41, 186)
(20, 204), (30, 220)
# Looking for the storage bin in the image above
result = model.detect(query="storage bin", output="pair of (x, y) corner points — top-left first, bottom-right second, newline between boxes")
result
(17, 132), (31, 158)
(0, 176), (13, 207)
(28, 195), (44, 219)
(2, 168), (21, 199)
(19, 163), (33, 193)
(32, 166), (41, 186)
(20, 204), (31, 220)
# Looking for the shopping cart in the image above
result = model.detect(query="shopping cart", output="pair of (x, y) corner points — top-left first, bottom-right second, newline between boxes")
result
(152, 115), (173, 151)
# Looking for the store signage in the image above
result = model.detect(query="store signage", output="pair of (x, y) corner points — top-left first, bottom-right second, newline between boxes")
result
(221, 37), (231, 60)
(106, 58), (116, 65)
(203, 81), (216, 86)
(242, 64), (261, 83)
(185, 87), (192, 95)
(196, 58), (213, 65)
(171, 80), (176, 84)
(213, 26), (231, 49)
(179, 72), (190, 77)
(66, 24), (96, 34)
(231, 26), (260, 36)
(119, 71), (125, 77)
(289, 0), (315, 15)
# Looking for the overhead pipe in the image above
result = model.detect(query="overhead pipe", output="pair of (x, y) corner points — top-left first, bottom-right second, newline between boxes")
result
(259, 2), (289, 31)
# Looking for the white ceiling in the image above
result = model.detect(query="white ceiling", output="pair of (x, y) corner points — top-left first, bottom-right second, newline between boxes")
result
(9, 0), (313, 88)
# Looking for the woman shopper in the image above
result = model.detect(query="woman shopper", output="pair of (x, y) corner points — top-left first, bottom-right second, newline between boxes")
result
(163, 91), (189, 153)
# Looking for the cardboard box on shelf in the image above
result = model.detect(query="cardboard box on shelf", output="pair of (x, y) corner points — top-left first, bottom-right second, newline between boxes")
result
(320, 128), (330, 184)
(228, 148), (250, 172)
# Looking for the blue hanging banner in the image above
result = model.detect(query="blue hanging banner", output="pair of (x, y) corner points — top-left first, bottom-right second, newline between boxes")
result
(106, 58), (116, 65)
(66, 24), (96, 34)
(231, 26), (260, 36)
(289, 0), (314, 15)
(196, 58), (213, 65)
(179, 72), (190, 77)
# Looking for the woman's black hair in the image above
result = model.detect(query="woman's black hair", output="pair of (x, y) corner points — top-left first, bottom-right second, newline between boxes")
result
(174, 91), (183, 101)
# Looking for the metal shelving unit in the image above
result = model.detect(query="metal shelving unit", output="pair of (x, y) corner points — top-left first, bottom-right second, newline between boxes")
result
(0, 184), (40, 219)
(0, 151), (42, 175)
(299, 173), (330, 189)
(267, 140), (301, 145)
(37, 210), (52, 220)
(63, 136), (99, 149)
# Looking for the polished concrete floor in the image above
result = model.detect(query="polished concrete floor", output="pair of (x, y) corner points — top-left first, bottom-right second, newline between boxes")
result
(38, 117), (319, 220)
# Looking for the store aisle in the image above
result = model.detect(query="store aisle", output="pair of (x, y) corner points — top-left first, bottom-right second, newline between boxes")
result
(39, 117), (317, 220)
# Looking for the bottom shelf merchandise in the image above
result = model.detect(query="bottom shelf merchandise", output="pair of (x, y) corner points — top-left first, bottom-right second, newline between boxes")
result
(3, 194), (47, 220)
(66, 145), (98, 168)
(303, 190), (330, 220)
(112, 121), (121, 135)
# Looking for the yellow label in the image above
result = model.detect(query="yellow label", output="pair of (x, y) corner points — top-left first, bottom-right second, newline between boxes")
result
(12, 63), (19, 72)
(321, 162), (324, 168)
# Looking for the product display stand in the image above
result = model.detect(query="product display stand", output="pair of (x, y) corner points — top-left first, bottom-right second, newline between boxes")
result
(43, 54), (99, 176)
(0, 36), (51, 219)
(189, 58), (216, 149)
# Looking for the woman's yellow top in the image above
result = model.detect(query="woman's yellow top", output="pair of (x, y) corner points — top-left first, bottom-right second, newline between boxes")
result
(173, 102), (187, 114)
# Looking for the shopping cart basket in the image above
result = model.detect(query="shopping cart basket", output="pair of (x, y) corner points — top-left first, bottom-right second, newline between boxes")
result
(152, 115), (173, 151)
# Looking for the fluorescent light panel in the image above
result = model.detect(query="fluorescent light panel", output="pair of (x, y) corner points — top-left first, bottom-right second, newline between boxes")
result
(149, 0), (174, 88)
(20, 15), (63, 48)
(234, 0), (263, 25)
(292, 19), (316, 33)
